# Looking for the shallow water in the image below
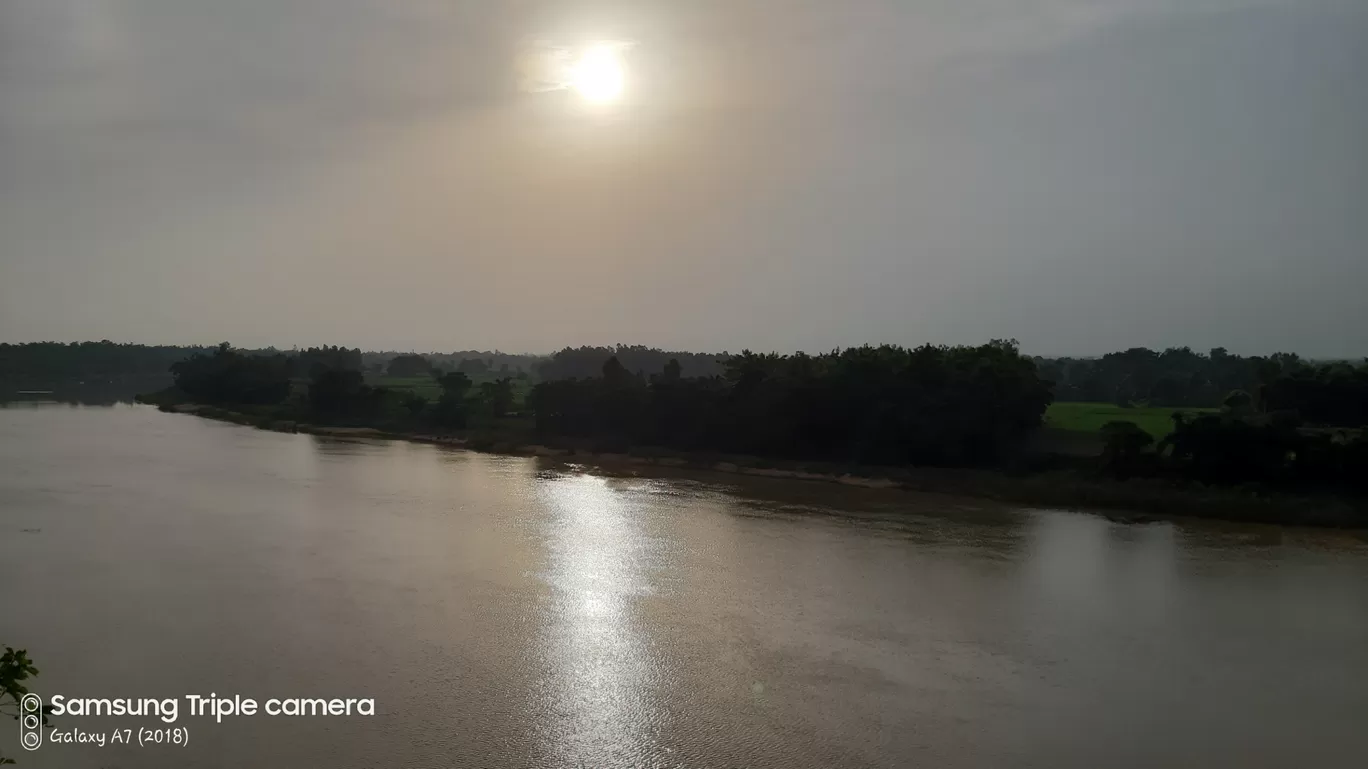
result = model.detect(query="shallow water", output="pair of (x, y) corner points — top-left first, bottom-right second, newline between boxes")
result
(2, 403), (1366, 768)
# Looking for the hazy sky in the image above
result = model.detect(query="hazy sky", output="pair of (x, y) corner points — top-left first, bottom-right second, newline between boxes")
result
(3, 0), (1365, 356)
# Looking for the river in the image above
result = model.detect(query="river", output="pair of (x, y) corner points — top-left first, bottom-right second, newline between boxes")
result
(2, 402), (1366, 768)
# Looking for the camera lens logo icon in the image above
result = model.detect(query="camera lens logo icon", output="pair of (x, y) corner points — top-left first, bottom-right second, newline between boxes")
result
(19, 694), (42, 751)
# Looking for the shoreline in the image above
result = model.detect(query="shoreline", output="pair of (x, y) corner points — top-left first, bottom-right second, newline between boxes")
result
(152, 402), (1367, 529)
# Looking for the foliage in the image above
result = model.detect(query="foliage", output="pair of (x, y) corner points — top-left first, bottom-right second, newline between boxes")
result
(1260, 361), (1368, 427)
(361, 350), (545, 375)
(291, 345), (363, 377)
(1038, 348), (1368, 426)
(437, 372), (473, 398)
(400, 393), (429, 417)
(531, 341), (1053, 466)
(431, 372), (473, 427)
(1158, 414), (1300, 485)
(1080, 412), (1368, 493)
(1037, 347), (1303, 409)
(660, 358), (682, 383)
(536, 345), (725, 381)
(0, 341), (208, 385)
(476, 378), (515, 418)
(170, 343), (292, 405)
(146, 341), (1367, 499)
(1222, 389), (1254, 416)
(307, 368), (388, 418)
(456, 358), (491, 376)
(1099, 421), (1155, 478)
(1, 646), (55, 765)
(386, 354), (434, 378)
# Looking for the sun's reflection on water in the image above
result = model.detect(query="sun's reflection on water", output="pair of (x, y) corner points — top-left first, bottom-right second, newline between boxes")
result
(535, 472), (667, 768)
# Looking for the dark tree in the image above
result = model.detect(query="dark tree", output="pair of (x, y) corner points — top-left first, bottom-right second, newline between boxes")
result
(170, 345), (291, 405)
(431, 372), (473, 428)
(1222, 389), (1253, 414)
(531, 340), (1053, 467)
(401, 393), (429, 417)
(386, 354), (434, 378)
(476, 378), (515, 418)
(0, 340), (211, 388)
(536, 345), (725, 381)
(457, 358), (490, 375)
(437, 372), (472, 398)
(307, 368), (387, 418)
(1100, 421), (1155, 478)
(661, 358), (682, 383)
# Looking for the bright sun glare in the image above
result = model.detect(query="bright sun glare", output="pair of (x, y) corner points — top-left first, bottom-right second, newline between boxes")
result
(570, 44), (626, 103)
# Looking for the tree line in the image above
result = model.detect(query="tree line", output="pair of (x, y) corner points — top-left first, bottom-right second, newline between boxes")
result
(15, 340), (1367, 432)
(535, 345), (726, 381)
(1057, 349), (1368, 493)
(0, 341), (206, 385)
(361, 350), (545, 376)
(0, 341), (360, 386)
(157, 340), (1056, 466)
(166, 344), (368, 404)
(1034, 346), (1364, 412)
(162, 344), (514, 428)
(530, 341), (1052, 466)
(152, 341), (1366, 497)
(1101, 412), (1367, 494)
(380, 353), (532, 381)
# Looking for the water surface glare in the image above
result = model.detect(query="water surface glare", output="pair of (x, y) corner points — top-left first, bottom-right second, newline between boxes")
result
(2, 403), (1367, 768)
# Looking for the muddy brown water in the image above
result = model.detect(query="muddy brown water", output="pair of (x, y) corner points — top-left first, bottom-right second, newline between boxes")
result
(2, 402), (1366, 768)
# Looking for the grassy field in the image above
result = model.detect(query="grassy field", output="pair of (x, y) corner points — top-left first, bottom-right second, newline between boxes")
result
(370, 375), (443, 400)
(1045, 401), (1218, 439)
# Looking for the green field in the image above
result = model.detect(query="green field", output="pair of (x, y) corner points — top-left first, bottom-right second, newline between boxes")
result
(1045, 401), (1217, 439)
(368, 374), (535, 407)
(370, 375), (443, 400)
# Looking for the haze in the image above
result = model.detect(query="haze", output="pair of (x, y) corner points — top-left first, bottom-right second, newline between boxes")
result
(2, 0), (1365, 357)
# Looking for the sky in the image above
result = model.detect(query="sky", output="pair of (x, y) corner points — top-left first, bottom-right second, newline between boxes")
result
(2, 0), (1365, 357)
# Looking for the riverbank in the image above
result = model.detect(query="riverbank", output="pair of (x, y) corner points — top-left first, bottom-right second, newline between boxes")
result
(141, 400), (1367, 528)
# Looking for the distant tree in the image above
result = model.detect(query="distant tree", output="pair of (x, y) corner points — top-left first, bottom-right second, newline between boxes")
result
(1149, 377), (1187, 407)
(531, 340), (1052, 467)
(1099, 421), (1154, 478)
(401, 393), (429, 417)
(1034, 345), (1271, 408)
(456, 358), (489, 375)
(437, 372), (472, 398)
(662, 358), (682, 382)
(0, 341), (213, 387)
(431, 372), (473, 428)
(602, 355), (630, 385)
(170, 345), (291, 405)
(307, 368), (386, 418)
(1259, 361), (1367, 427)
(1222, 389), (1254, 416)
(477, 378), (515, 418)
(1159, 414), (1302, 485)
(290, 346), (364, 378)
(536, 345), (725, 381)
(386, 354), (433, 378)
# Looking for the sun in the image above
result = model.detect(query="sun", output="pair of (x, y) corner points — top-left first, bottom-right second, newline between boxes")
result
(570, 44), (626, 104)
